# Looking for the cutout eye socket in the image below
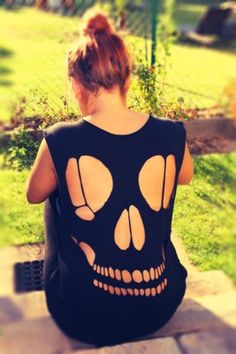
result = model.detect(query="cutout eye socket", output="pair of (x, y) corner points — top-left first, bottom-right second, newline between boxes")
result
(138, 155), (165, 211)
(65, 155), (113, 220)
(65, 158), (83, 207)
(66, 154), (176, 221)
(163, 154), (176, 209)
(138, 154), (176, 211)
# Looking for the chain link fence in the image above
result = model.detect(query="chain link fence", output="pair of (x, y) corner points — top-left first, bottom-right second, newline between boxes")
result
(0, 0), (234, 123)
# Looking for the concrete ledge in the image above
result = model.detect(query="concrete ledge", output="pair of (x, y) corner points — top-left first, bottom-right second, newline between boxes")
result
(0, 290), (236, 353)
(64, 337), (182, 354)
(185, 270), (236, 297)
(183, 117), (236, 140)
(178, 328), (236, 354)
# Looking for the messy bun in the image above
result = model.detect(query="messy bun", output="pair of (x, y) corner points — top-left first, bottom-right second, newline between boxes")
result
(68, 11), (133, 97)
(83, 13), (114, 37)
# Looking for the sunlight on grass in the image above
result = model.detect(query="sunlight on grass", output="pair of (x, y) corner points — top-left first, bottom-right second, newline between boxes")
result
(0, 4), (236, 284)
(0, 6), (80, 121)
(173, 152), (236, 284)
(174, 3), (209, 25)
(0, 151), (235, 284)
(0, 167), (44, 247)
(165, 43), (236, 109)
(0, 6), (236, 121)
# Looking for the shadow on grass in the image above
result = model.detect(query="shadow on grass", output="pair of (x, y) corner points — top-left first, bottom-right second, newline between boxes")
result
(0, 80), (13, 87)
(176, 36), (236, 55)
(193, 154), (236, 186)
(174, 2), (207, 25)
(192, 154), (236, 208)
(0, 46), (14, 87)
(0, 66), (11, 75)
(0, 47), (13, 58)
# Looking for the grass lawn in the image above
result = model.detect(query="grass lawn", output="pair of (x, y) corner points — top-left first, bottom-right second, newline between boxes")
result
(1, 152), (236, 284)
(0, 5), (236, 122)
(174, 1), (221, 25)
(0, 164), (44, 246)
(173, 151), (236, 284)
(1, 3), (235, 284)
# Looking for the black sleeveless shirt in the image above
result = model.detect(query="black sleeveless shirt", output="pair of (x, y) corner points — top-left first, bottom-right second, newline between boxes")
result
(43, 114), (188, 346)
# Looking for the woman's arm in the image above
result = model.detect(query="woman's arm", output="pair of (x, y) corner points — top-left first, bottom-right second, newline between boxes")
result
(177, 142), (194, 185)
(25, 138), (58, 204)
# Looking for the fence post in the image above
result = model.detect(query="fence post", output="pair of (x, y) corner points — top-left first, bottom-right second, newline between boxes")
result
(151, 0), (158, 67)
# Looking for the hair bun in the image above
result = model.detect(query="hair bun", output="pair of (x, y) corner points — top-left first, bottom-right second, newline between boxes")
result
(83, 13), (114, 37)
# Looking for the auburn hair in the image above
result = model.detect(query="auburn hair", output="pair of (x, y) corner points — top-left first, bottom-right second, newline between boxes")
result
(67, 11), (133, 97)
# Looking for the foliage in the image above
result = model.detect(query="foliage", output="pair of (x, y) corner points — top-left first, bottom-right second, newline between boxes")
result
(131, 53), (188, 119)
(1, 126), (39, 171)
(1, 91), (79, 170)
(26, 89), (78, 129)
(155, 0), (177, 102)
(130, 0), (188, 119)
(220, 78), (236, 119)
(1, 6), (235, 122)
(114, 0), (142, 11)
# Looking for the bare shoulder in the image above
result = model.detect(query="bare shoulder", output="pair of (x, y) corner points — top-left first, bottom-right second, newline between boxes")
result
(128, 110), (150, 121)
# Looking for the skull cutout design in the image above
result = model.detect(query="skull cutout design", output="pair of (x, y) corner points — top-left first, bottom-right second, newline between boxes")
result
(66, 154), (176, 297)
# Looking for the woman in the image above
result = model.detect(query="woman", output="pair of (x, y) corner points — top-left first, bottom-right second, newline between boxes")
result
(26, 11), (194, 347)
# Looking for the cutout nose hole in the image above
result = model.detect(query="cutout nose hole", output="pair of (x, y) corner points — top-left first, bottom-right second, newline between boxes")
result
(114, 205), (145, 251)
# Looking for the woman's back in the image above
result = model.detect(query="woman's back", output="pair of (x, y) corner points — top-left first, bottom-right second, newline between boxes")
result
(23, 10), (194, 347)
(43, 113), (189, 346)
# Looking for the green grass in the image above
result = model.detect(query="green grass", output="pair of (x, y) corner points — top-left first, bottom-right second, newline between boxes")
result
(0, 6), (236, 122)
(164, 43), (236, 109)
(0, 166), (44, 247)
(173, 152), (236, 284)
(0, 4), (236, 283)
(174, 3), (212, 25)
(0, 6), (80, 122)
(1, 152), (236, 284)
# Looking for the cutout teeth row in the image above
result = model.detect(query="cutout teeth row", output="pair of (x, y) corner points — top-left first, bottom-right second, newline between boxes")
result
(92, 261), (165, 283)
(93, 277), (168, 296)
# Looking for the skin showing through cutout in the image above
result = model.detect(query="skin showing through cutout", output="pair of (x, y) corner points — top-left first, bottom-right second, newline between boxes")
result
(114, 205), (145, 251)
(67, 153), (174, 297)
(65, 155), (113, 220)
(114, 209), (131, 250)
(71, 234), (167, 296)
(138, 154), (176, 210)
(66, 153), (176, 220)
(78, 242), (96, 266)
(65, 158), (85, 206)
(129, 205), (145, 251)
(163, 155), (176, 208)
(79, 155), (113, 211)
(138, 155), (165, 211)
